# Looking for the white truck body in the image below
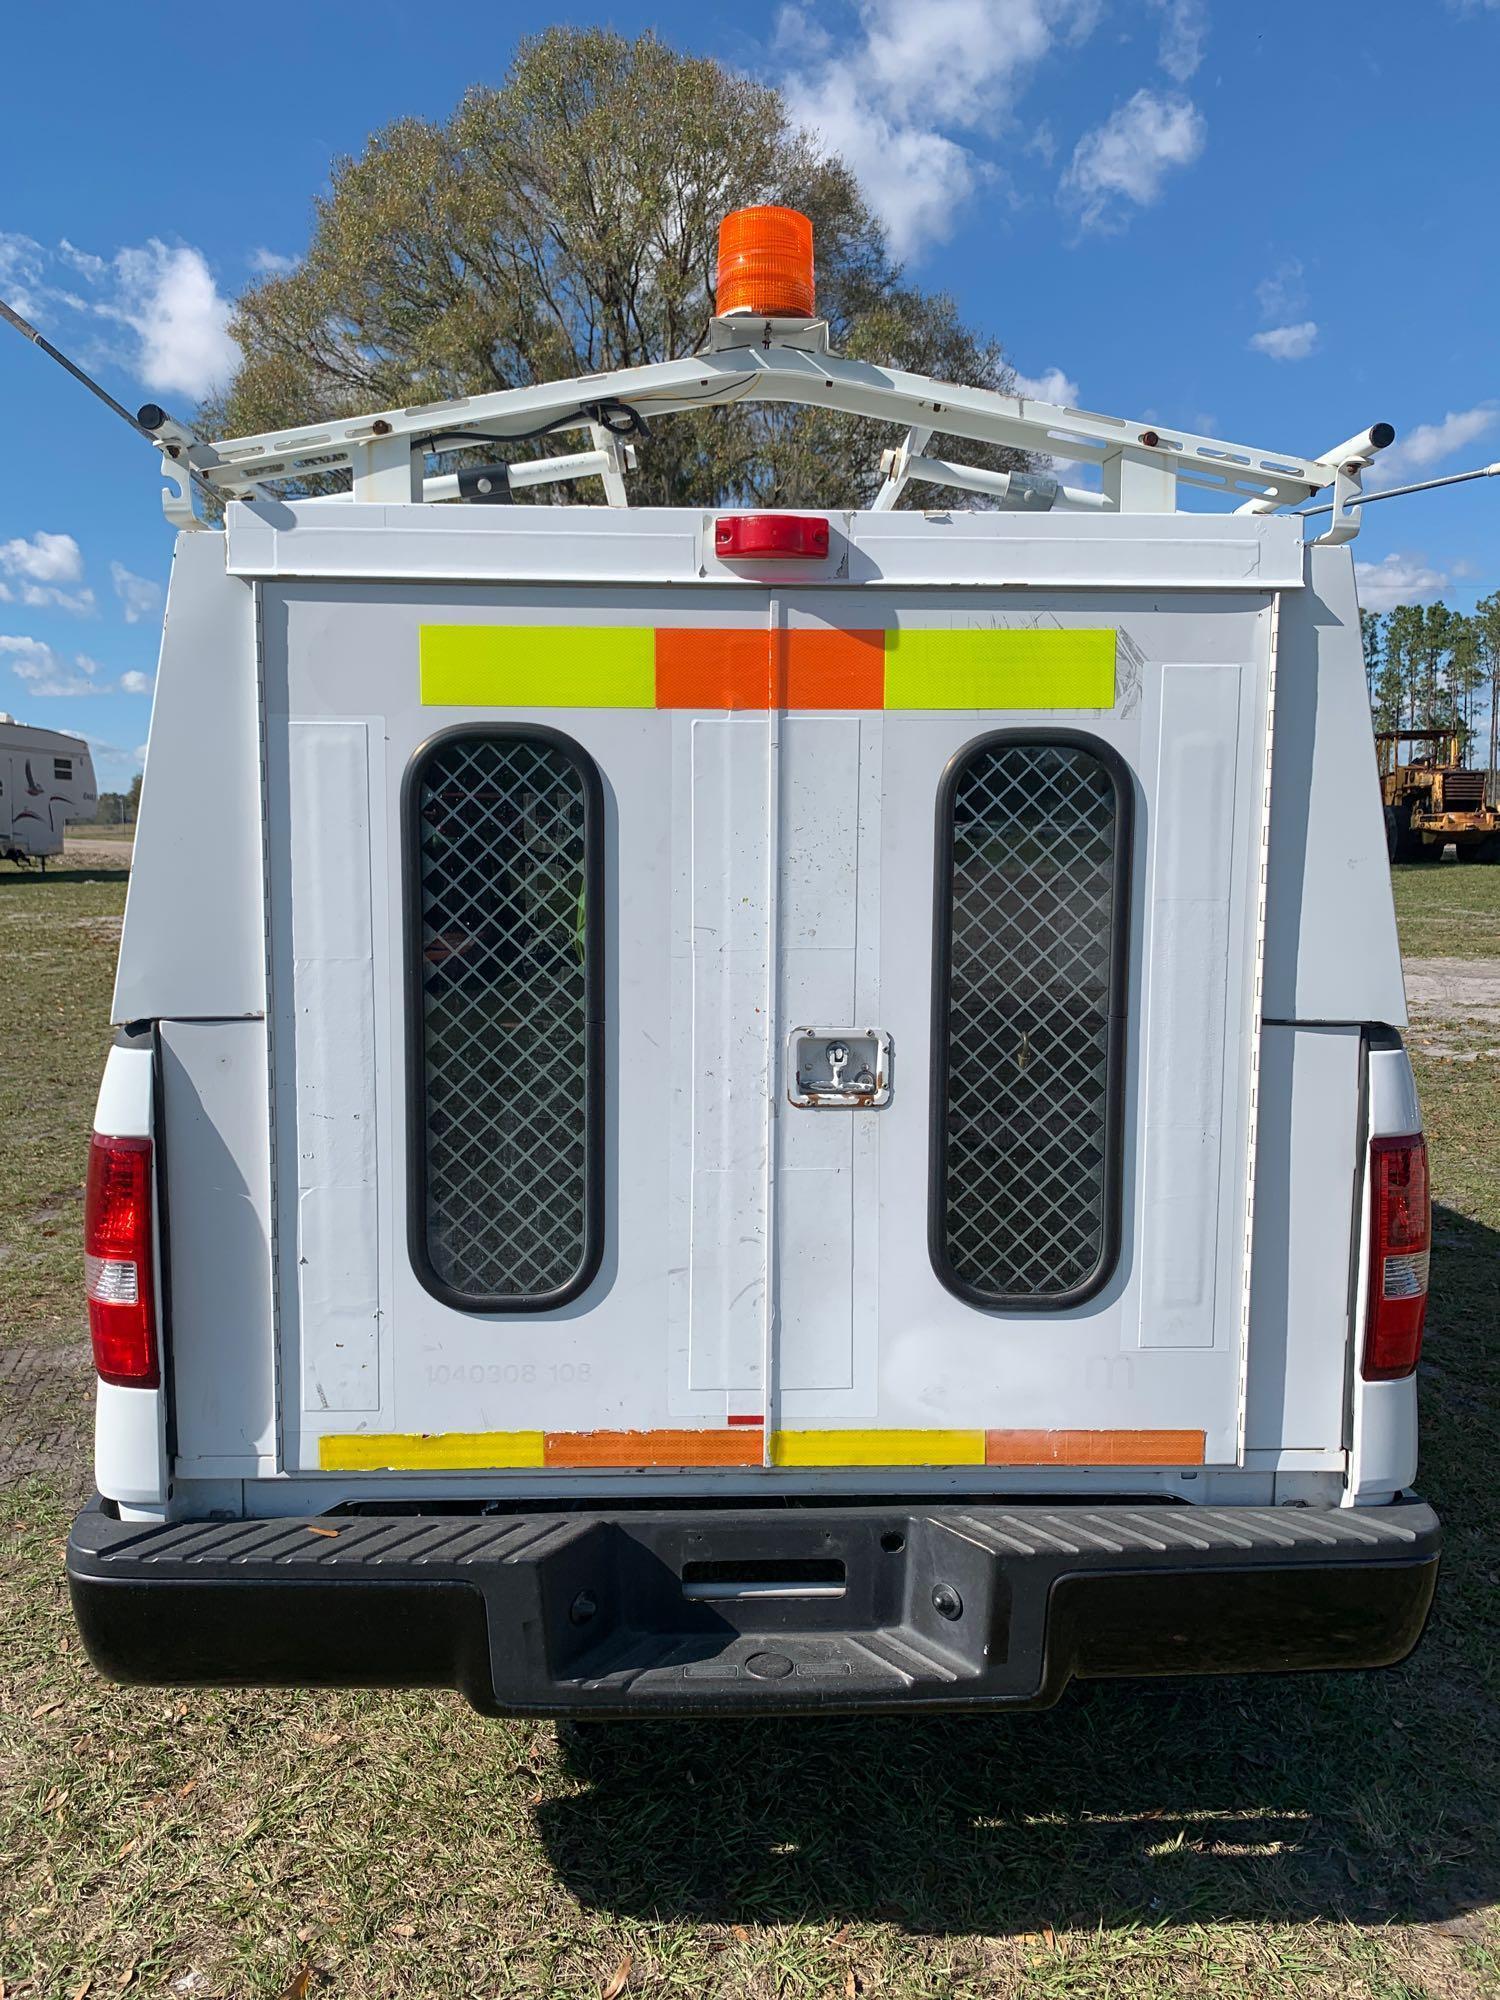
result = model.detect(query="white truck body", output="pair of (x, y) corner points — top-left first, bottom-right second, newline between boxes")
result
(0, 718), (97, 861)
(66, 285), (1439, 1713)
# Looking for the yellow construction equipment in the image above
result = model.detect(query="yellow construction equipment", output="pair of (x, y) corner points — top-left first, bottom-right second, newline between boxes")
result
(1378, 729), (1500, 862)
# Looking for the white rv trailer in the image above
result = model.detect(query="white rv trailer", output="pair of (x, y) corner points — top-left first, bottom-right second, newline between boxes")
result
(67, 209), (1438, 1716)
(0, 716), (97, 863)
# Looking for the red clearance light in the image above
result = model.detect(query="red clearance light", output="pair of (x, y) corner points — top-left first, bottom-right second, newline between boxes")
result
(715, 206), (815, 319)
(1362, 1133), (1430, 1381)
(84, 1133), (160, 1389)
(715, 514), (829, 560)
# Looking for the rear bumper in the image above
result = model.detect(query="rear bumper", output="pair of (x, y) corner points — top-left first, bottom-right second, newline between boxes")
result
(67, 1497), (1440, 1717)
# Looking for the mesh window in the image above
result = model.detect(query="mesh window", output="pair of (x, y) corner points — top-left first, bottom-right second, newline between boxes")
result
(411, 731), (601, 1306)
(934, 735), (1128, 1307)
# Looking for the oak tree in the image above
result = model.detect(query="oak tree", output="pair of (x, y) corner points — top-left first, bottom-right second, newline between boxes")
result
(209, 28), (1032, 508)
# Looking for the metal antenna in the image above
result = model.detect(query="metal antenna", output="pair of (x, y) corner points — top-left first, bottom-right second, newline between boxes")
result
(0, 295), (223, 512)
(0, 294), (159, 441)
(1299, 461), (1500, 517)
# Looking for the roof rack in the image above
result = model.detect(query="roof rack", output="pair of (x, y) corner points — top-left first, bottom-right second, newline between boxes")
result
(139, 313), (1394, 546)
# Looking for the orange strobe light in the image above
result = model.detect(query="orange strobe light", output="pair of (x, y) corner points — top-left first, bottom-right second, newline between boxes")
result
(715, 206), (815, 319)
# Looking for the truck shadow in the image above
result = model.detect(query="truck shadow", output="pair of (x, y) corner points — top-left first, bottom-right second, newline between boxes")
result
(535, 1201), (1497, 1933)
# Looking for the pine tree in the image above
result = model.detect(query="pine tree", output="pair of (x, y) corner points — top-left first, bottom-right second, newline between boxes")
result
(1474, 589), (1500, 801)
(1361, 607), (1384, 712)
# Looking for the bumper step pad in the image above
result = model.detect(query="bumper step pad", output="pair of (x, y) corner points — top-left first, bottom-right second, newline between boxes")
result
(68, 1499), (1440, 1717)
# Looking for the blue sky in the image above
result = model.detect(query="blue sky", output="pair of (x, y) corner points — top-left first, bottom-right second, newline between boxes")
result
(3, 0), (1497, 788)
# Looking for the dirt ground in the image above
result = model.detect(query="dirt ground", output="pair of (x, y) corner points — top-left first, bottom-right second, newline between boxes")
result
(1403, 955), (1500, 1059)
(60, 834), (135, 870)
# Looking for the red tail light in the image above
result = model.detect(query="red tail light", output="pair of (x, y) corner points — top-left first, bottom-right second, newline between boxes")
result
(84, 1134), (159, 1388)
(1362, 1134), (1430, 1381)
(714, 514), (830, 560)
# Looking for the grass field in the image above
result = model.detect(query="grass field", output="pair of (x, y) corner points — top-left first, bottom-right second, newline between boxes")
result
(71, 822), (137, 841)
(1391, 859), (1500, 959)
(2, 855), (1498, 1999)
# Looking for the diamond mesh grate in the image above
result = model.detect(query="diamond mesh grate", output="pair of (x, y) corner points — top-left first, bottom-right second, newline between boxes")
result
(938, 740), (1123, 1302)
(415, 735), (594, 1301)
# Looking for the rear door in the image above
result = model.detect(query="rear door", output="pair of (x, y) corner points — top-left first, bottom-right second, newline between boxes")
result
(766, 598), (1269, 1474)
(262, 581), (1274, 1479)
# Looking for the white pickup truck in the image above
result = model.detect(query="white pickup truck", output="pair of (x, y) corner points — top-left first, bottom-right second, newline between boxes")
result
(67, 209), (1438, 1715)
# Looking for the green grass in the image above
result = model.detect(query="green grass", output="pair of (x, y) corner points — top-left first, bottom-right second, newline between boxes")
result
(1391, 857), (1500, 959)
(1, 857), (1498, 1997)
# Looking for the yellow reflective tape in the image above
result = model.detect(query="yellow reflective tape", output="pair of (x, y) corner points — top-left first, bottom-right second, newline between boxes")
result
(420, 625), (655, 707)
(319, 1430), (546, 1471)
(883, 628), (1115, 709)
(770, 1428), (987, 1468)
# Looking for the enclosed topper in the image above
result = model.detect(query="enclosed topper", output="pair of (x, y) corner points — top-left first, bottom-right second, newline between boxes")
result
(64, 210), (1438, 1715)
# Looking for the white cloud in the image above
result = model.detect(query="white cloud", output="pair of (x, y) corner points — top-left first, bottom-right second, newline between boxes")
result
(8, 582), (95, 614)
(1008, 365), (1094, 478)
(1250, 320), (1319, 362)
(0, 232), (48, 318)
(1255, 259), (1307, 323)
(1061, 89), (1206, 232)
(110, 562), (163, 625)
(0, 532), (92, 613)
(248, 247), (297, 275)
(58, 238), (106, 279)
(1011, 365), (1080, 405)
(1354, 554), (1449, 614)
(1376, 406), (1497, 479)
(0, 635), (103, 697)
(1, 233), (237, 403)
(100, 241), (238, 401)
(776, 0), (1103, 259)
(1150, 0), (1207, 81)
(0, 531), (83, 583)
(119, 669), (154, 695)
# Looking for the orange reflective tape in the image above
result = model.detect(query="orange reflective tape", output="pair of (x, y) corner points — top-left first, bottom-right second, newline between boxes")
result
(654, 629), (886, 709)
(784, 629), (885, 708)
(983, 1429), (1206, 1467)
(656, 629), (769, 709)
(543, 1428), (765, 1469)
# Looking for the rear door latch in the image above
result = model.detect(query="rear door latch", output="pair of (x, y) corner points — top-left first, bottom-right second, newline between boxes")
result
(787, 1029), (892, 1108)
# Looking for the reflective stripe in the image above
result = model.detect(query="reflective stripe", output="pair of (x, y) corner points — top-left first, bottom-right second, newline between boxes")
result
(318, 1423), (1205, 1471)
(774, 1428), (1205, 1467)
(421, 626), (1116, 710)
(984, 1429), (1206, 1466)
(883, 627), (1116, 709)
(320, 1427), (757, 1470)
(771, 1429), (987, 1467)
(420, 625), (655, 707)
(319, 1430), (546, 1471)
(543, 1428), (763, 1468)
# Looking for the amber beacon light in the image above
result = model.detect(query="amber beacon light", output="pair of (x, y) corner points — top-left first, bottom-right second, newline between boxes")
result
(715, 206), (816, 320)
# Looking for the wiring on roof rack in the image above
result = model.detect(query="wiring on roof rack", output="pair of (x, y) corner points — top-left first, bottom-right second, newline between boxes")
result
(417, 396), (650, 454)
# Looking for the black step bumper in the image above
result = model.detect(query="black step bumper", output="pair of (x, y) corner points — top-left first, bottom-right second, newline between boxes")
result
(67, 1497), (1440, 1717)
